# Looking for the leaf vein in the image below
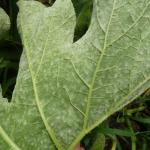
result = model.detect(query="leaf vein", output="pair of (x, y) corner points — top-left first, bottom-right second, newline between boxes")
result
(0, 126), (21, 150)
(20, 15), (63, 150)
(83, 0), (117, 130)
(107, 2), (150, 48)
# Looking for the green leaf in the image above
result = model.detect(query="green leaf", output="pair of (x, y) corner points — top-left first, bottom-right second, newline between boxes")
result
(74, 0), (93, 41)
(99, 127), (134, 137)
(0, 8), (10, 40)
(1, 0), (150, 149)
(90, 133), (105, 150)
(133, 117), (150, 124)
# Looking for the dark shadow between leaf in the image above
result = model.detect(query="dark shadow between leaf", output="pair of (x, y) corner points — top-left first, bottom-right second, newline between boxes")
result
(72, 0), (93, 42)
(0, 0), (22, 101)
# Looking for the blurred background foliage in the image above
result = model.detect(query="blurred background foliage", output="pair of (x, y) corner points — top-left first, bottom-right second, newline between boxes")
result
(0, 0), (149, 149)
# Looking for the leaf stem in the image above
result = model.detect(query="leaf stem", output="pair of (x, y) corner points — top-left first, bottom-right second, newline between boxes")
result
(111, 138), (117, 150)
(126, 118), (136, 150)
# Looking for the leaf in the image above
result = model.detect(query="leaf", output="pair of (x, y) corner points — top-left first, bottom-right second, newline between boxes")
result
(133, 117), (150, 124)
(72, 0), (90, 16)
(99, 127), (134, 137)
(90, 133), (105, 150)
(74, 0), (93, 41)
(1, 0), (150, 149)
(0, 8), (10, 40)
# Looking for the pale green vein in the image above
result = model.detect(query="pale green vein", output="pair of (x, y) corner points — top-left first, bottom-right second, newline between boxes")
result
(86, 75), (150, 133)
(83, 0), (150, 130)
(0, 126), (21, 150)
(83, 0), (116, 130)
(62, 1), (150, 149)
(68, 76), (150, 150)
(95, 1), (105, 34)
(16, 1), (150, 150)
(64, 87), (86, 117)
(92, 84), (113, 92)
(71, 60), (90, 89)
(107, 1), (150, 48)
(91, 42), (102, 54)
(20, 14), (63, 150)
(97, 66), (117, 72)
(35, 14), (74, 77)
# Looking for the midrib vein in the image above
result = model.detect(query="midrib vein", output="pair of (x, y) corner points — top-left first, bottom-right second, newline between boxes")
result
(20, 18), (62, 150)
(0, 126), (21, 150)
(83, 0), (116, 130)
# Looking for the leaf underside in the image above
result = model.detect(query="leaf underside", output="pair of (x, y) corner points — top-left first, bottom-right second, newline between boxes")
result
(0, 0), (150, 150)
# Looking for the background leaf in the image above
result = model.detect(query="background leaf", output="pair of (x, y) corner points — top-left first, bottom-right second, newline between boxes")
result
(0, 7), (10, 41)
(90, 133), (105, 150)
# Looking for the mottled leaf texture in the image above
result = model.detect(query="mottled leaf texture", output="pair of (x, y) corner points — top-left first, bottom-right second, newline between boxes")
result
(0, 0), (150, 149)
(0, 8), (10, 40)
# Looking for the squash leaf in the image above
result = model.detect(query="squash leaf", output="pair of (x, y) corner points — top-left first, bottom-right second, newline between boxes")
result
(0, 0), (150, 149)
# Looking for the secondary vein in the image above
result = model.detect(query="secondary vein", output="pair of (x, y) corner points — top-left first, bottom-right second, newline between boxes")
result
(0, 126), (21, 150)
(83, 0), (116, 130)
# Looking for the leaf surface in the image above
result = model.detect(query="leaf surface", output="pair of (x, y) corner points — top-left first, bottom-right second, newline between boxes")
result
(0, 0), (150, 149)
